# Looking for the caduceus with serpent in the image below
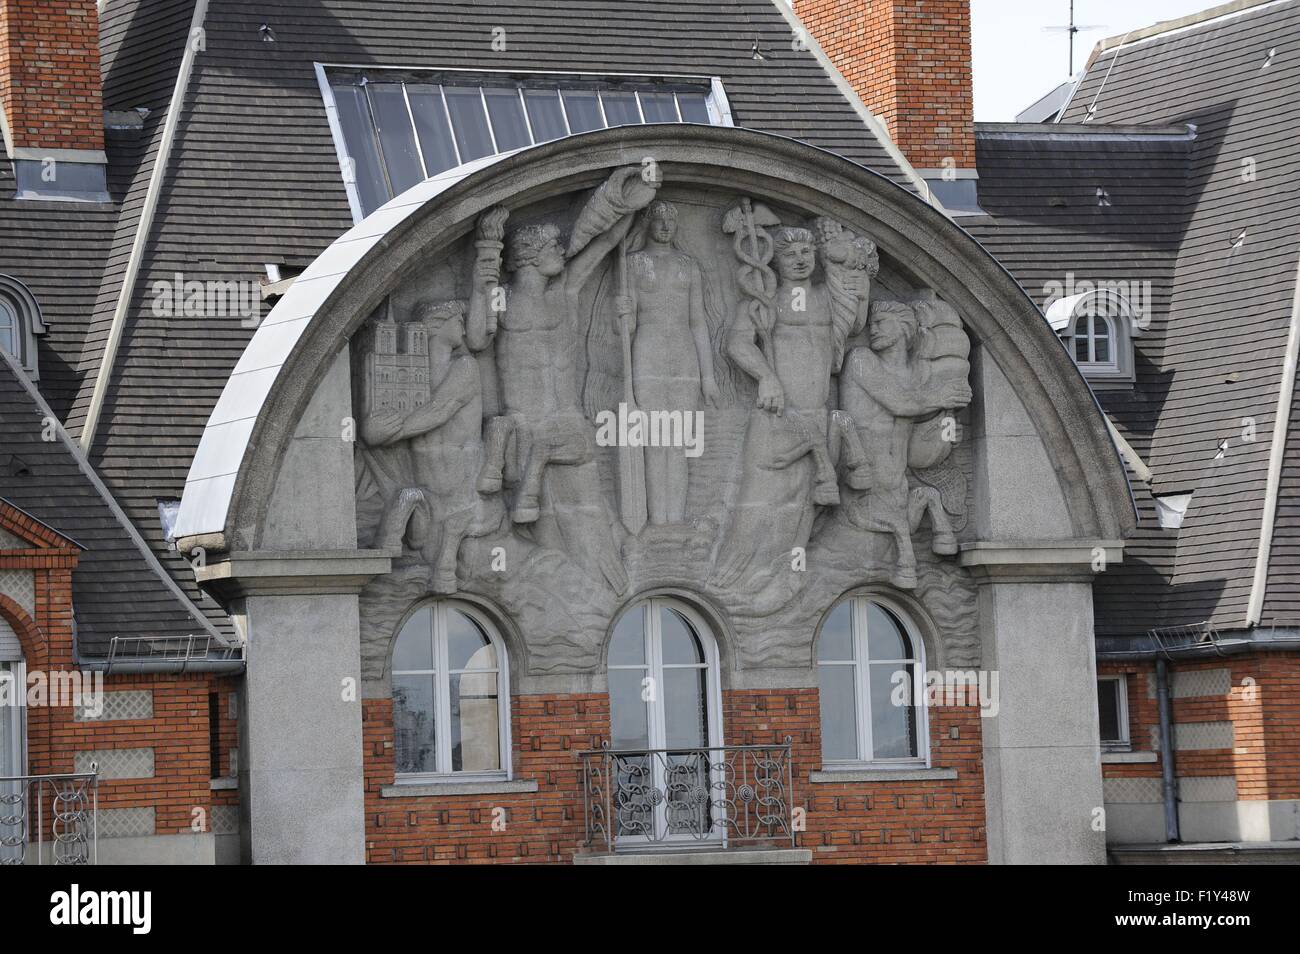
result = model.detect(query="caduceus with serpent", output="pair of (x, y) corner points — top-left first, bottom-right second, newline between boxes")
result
(710, 199), (873, 596)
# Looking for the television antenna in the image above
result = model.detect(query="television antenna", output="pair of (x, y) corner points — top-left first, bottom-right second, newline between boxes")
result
(1044, 1), (1108, 76)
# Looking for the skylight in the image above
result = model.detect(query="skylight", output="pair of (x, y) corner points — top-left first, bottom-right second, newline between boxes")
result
(320, 68), (732, 219)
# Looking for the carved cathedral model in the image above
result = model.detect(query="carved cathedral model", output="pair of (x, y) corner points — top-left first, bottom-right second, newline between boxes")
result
(352, 166), (979, 677)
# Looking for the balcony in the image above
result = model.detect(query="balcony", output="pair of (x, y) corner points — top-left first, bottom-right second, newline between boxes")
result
(578, 741), (809, 863)
(0, 771), (99, 865)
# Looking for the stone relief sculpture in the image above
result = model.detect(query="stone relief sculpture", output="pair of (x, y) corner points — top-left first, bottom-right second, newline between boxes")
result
(357, 300), (503, 593)
(839, 296), (972, 588)
(708, 205), (873, 594)
(583, 200), (729, 530)
(352, 170), (981, 679)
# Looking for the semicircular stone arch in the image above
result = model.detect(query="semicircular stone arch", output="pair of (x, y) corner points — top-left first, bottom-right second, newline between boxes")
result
(179, 123), (1133, 685)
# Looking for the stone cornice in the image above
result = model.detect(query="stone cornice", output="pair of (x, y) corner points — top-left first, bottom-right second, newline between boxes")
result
(195, 549), (396, 598)
(958, 540), (1124, 583)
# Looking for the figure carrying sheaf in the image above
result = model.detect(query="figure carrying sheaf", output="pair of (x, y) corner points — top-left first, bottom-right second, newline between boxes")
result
(838, 293), (972, 588)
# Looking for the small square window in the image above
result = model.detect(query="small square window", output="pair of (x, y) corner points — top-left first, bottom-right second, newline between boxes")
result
(1097, 675), (1130, 749)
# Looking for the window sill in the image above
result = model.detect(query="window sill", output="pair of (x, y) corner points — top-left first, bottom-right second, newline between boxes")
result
(381, 778), (539, 798)
(808, 767), (958, 784)
(1101, 750), (1157, 764)
(210, 777), (238, 791)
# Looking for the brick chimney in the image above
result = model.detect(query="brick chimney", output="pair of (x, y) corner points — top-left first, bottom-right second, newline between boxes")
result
(796, 0), (978, 207)
(0, 0), (108, 200)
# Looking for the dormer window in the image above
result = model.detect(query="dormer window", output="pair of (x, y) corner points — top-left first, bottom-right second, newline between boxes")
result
(1045, 285), (1138, 387)
(0, 275), (45, 378)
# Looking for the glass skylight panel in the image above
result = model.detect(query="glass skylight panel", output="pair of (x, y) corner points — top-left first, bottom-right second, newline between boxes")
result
(368, 83), (424, 196)
(600, 89), (641, 126)
(407, 84), (459, 175)
(329, 82), (389, 217)
(325, 71), (726, 217)
(444, 86), (496, 161)
(638, 90), (679, 123)
(561, 89), (603, 133)
(483, 87), (532, 151)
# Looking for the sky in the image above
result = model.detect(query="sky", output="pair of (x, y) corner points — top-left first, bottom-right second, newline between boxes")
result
(971, 0), (1233, 120)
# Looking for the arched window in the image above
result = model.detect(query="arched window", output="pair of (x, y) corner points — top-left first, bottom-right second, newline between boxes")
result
(1072, 313), (1116, 370)
(391, 600), (509, 780)
(0, 275), (45, 376)
(607, 597), (722, 842)
(817, 597), (928, 766)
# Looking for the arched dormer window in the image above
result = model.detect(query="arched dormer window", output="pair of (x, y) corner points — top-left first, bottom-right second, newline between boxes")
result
(1046, 286), (1137, 387)
(0, 275), (45, 377)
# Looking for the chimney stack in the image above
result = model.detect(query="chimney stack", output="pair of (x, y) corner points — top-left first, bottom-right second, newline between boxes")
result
(0, 0), (109, 201)
(796, 0), (978, 209)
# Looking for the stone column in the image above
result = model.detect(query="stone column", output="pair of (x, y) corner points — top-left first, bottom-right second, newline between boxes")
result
(961, 543), (1121, 865)
(199, 551), (391, 864)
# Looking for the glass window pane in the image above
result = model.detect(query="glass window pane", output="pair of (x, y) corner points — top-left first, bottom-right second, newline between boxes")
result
(1075, 333), (1091, 363)
(609, 668), (650, 749)
(562, 89), (603, 133)
(869, 663), (917, 759)
(366, 83), (425, 196)
(392, 608), (433, 671)
(601, 90), (640, 126)
(676, 91), (711, 124)
(407, 84), (459, 175)
(866, 603), (911, 660)
(818, 664), (858, 760)
(663, 667), (707, 748)
(393, 674), (437, 773)
(447, 610), (494, 670)
(523, 88), (567, 142)
(450, 670), (501, 771)
(818, 602), (853, 661)
(444, 86), (494, 161)
(638, 90), (678, 123)
(609, 605), (645, 665)
(483, 87), (531, 151)
(330, 82), (390, 215)
(1094, 322), (1111, 363)
(1098, 679), (1122, 742)
(660, 608), (703, 665)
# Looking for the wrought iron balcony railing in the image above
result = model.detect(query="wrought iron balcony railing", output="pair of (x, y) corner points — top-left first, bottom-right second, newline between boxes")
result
(0, 771), (99, 865)
(580, 741), (795, 853)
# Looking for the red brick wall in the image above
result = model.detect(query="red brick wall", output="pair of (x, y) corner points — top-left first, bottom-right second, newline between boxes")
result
(0, 0), (103, 153)
(796, 0), (976, 170)
(363, 694), (609, 863)
(1, 504), (238, 844)
(1098, 655), (1300, 801)
(363, 686), (987, 865)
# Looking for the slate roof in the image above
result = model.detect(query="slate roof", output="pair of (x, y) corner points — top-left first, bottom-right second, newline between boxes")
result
(968, 0), (1300, 636)
(0, 349), (223, 656)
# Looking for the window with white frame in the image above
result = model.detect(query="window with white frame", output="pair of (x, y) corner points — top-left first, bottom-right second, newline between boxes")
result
(321, 68), (732, 218)
(391, 601), (509, 780)
(1071, 312), (1116, 370)
(0, 656), (26, 864)
(817, 598), (928, 766)
(1097, 674), (1130, 749)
